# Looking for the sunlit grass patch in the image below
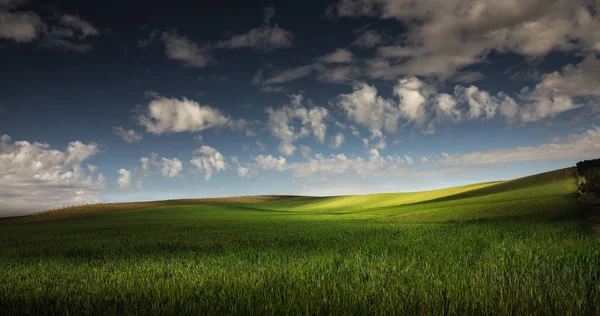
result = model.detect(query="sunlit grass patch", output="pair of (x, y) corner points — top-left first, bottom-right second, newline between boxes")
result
(1, 167), (599, 314)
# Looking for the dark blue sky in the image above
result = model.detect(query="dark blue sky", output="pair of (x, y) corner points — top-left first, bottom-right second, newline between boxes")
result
(1, 0), (599, 216)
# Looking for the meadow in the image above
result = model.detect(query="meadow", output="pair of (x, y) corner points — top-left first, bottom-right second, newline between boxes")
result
(1, 167), (600, 315)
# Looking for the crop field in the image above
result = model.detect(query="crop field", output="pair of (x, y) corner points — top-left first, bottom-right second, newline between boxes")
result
(1, 167), (600, 314)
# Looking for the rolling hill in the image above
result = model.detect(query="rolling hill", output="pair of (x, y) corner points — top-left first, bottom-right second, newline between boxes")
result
(1, 167), (599, 315)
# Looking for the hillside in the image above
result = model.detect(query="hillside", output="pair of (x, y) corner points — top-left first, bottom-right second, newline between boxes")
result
(3, 167), (578, 224)
(1, 166), (598, 315)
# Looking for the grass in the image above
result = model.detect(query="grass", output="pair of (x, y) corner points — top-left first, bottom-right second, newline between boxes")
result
(1, 167), (599, 314)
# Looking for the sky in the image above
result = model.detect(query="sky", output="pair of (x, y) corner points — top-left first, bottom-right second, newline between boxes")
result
(1, 0), (600, 217)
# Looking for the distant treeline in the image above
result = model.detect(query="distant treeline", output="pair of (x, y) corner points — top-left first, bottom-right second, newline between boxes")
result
(577, 158), (600, 196)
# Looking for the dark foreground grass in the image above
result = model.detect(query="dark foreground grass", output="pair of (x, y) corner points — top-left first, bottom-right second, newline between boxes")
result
(1, 168), (600, 315)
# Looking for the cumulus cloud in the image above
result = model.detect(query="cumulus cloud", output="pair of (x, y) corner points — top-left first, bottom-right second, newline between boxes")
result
(434, 93), (462, 123)
(139, 153), (183, 179)
(137, 95), (251, 135)
(335, 66), (599, 139)
(394, 77), (431, 125)
(331, 0), (600, 79)
(516, 54), (600, 122)
(266, 94), (329, 156)
(160, 157), (183, 178)
(161, 30), (212, 67)
(254, 155), (287, 171)
(230, 157), (250, 178)
(455, 85), (499, 120)
(449, 56), (600, 124)
(438, 126), (600, 165)
(117, 169), (132, 190)
(336, 82), (401, 140)
(190, 145), (226, 180)
(65, 141), (100, 164)
(0, 135), (105, 216)
(140, 155), (154, 177)
(113, 127), (143, 143)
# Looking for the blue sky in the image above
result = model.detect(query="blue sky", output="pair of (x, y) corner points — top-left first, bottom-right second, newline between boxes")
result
(1, 0), (600, 216)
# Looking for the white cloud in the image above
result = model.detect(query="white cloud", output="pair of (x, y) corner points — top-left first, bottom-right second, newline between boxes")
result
(0, 135), (105, 216)
(317, 48), (355, 64)
(254, 155), (287, 171)
(140, 156), (153, 177)
(0, 9), (41, 42)
(117, 168), (132, 190)
(160, 157), (183, 178)
(230, 157), (250, 177)
(434, 93), (462, 123)
(438, 126), (600, 165)
(113, 127), (143, 143)
(65, 141), (100, 164)
(137, 96), (232, 134)
(336, 83), (401, 139)
(455, 85), (499, 120)
(266, 94), (329, 156)
(87, 164), (97, 173)
(394, 77), (430, 125)
(190, 145), (226, 180)
(139, 153), (184, 178)
(517, 54), (600, 122)
(330, 133), (345, 148)
(332, 0), (600, 79)
(214, 6), (293, 51)
(161, 31), (212, 67)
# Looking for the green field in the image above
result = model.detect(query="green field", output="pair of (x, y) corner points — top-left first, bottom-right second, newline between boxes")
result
(1, 167), (600, 314)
